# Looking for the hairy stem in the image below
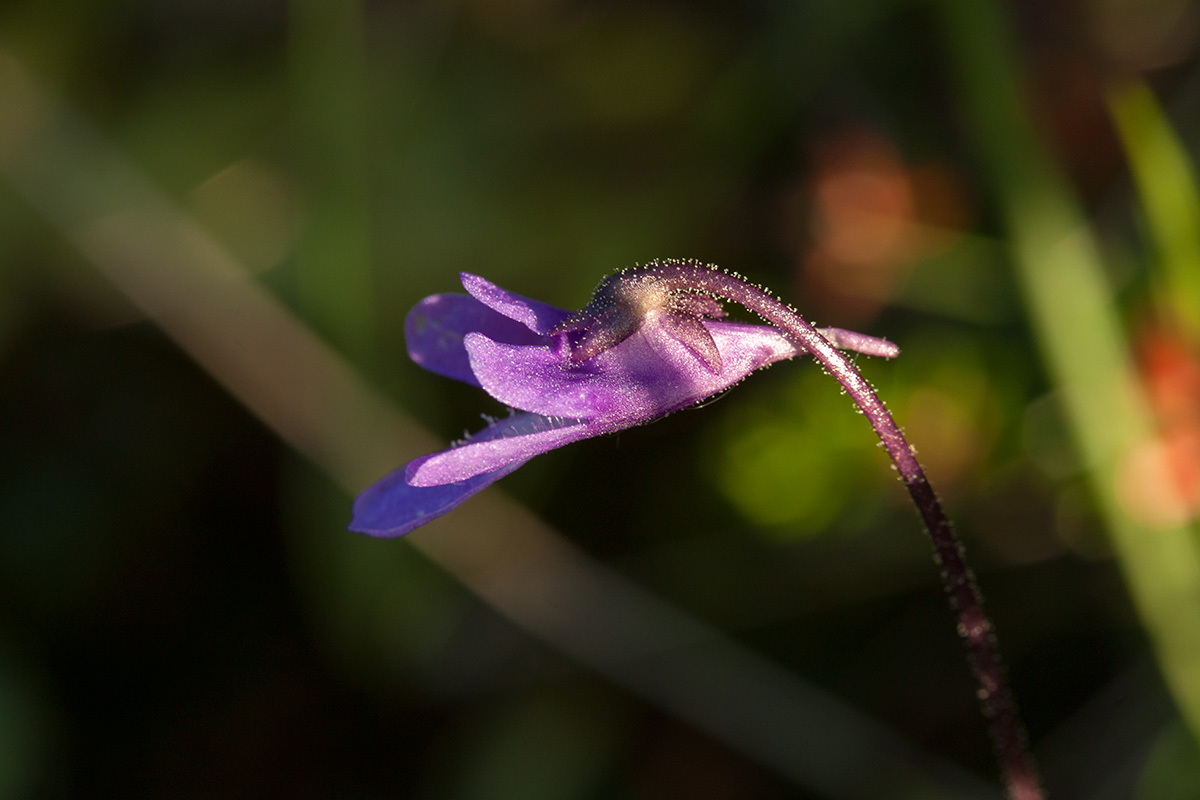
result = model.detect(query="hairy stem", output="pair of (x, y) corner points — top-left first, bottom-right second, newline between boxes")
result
(642, 260), (1043, 800)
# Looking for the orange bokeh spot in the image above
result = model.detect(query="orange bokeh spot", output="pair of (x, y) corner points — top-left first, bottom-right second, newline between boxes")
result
(1120, 323), (1200, 524)
(789, 128), (969, 321)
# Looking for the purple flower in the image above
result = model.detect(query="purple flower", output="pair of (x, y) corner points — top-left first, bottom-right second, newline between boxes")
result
(349, 271), (896, 537)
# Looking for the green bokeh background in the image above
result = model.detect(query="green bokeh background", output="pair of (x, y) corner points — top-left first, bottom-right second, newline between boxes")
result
(2, 0), (1200, 797)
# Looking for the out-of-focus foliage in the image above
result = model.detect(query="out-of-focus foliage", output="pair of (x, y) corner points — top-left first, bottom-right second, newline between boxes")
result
(1, 0), (1200, 797)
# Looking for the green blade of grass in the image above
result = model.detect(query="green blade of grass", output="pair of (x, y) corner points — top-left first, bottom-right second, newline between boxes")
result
(1108, 78), (1200, 335)
(938, 0), (1200, 744)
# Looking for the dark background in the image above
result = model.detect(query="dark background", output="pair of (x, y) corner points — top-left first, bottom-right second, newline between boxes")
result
(1, 0), (1199, 797)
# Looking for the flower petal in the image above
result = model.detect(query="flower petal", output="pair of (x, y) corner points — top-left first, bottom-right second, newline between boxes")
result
(406, 412), (595, 486)
(817, 327), (900, 359)
(348, 460), (524, 537)
(465, 318), (797, 421)
(405, 293), (551, 385)
(460, 272), (572, 335)
(659, 312), (722, 373)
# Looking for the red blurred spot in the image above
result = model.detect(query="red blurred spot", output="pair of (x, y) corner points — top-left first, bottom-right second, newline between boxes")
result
(1120, 323), (1200, 524)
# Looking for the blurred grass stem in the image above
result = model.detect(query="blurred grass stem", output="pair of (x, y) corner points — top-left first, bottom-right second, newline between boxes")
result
(940, 0), (1200, 748)
(1108, 79), (1200, 336)
(290, 0), (376, 361)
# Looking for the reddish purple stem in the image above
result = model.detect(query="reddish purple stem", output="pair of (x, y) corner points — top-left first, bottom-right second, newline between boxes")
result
(653, 261), (1043, 800)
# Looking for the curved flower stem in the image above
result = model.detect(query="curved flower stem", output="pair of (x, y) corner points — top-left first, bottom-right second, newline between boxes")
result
(648, 260), (1044, 800)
